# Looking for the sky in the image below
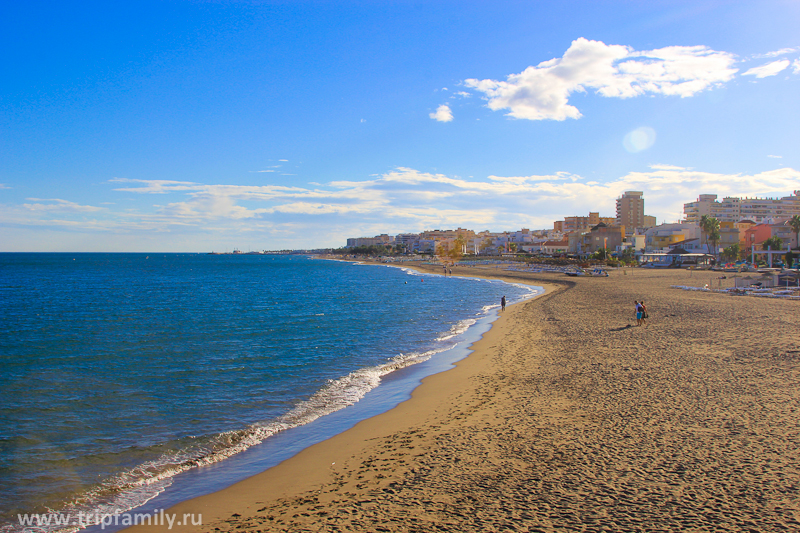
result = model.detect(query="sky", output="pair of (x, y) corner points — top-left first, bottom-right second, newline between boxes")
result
(1, 0), (799, 252)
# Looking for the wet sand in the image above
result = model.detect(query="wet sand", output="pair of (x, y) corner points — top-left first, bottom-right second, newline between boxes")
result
(128, 265), (800, 532)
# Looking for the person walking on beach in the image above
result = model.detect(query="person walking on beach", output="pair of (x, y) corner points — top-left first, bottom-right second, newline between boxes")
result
(501, 295), (506, 312)
(635, 300), (643, 326)
(640, 300), (648, 326)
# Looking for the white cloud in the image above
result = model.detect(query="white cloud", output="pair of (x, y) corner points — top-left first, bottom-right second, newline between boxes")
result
(429, 104), (453, 122)
(768, 154), (782, 159)
(23, 198), (105, 213)
(0, 184), (10, 189)
(794, 59), (800, 74)
(464, 37), (738, 121)
(754, 48), (796, 58)
(110, 178), (200, 193)
(5, 165), (800, 250)
(743, 59), (791, 78)
(649, 164), (688, 171)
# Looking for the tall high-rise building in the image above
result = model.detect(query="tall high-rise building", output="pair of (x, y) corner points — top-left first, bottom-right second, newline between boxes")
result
(616, 191), (645, 233)
(683, 192), (800, 224)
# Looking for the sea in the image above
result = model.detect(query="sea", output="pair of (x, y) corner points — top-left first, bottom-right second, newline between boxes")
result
(0, 253), (540, 532)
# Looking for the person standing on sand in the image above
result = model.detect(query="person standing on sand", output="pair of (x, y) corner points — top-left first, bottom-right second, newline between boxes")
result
(640, 300), (648, 326)
(501, 295), (506, 311)
(635, 300), (642, 326)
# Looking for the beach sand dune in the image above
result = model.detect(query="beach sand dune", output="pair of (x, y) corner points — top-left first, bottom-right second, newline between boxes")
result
(128, 266), (800, 532)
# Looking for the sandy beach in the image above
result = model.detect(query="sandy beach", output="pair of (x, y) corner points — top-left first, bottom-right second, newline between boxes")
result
(127, 265), (800, 532)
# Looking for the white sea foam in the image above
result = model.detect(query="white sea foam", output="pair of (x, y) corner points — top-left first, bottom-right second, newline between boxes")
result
(13, 343), (454, 533)
(437, 318), (476, 341)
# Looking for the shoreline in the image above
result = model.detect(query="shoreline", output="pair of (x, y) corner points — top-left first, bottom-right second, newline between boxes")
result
(126, 265), (800, 532)
(120, 263), (555, 532)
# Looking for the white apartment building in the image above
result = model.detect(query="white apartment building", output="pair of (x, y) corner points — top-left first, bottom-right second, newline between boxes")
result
(684, 191), (800, 224)
(346, 234), (395, 247)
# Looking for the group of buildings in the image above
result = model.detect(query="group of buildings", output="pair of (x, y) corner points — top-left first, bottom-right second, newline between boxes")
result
(345, 190), (800, 260)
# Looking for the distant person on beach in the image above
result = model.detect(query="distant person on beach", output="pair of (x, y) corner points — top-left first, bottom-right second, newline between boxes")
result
(501, 296), (506, 311)
(635, 300), (642, 326)
(640, 301), (648, 326)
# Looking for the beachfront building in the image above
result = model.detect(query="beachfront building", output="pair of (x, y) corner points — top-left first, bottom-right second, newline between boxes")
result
(465, 230), (534, 255)
(409, 239), (436, 254)
(346, 234), (395, 247)
(507, 228), (535, 246)
(718, 220), (742, 252)
(579, 223), (626, 254)
(617, 233), (646, 254)
(391, 228), (478, 255)
(771, 219), (799, 249)
(554, 212), (616, 233)
(536, 238), (569, 255)
(642, 215), (658, 229)
(736, 220), (756, 248)
(683, 192), (800, 224)
(684, 194), (740, 223)
(616, 191), (645, 234)
(744, 220), (798, 251)
(394, 233), (419, 247)
(644, 223), (703, 252)
(419, 228), (477, 242)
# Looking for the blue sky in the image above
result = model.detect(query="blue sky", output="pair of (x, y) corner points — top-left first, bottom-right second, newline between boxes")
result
(1, 0), (798, 251)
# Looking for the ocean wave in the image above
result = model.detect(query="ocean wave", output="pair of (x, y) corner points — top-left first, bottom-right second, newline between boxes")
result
(2, 344), (455, 533)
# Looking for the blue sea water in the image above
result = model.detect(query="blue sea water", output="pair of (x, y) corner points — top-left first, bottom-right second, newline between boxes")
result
(0, 253), (538, 531)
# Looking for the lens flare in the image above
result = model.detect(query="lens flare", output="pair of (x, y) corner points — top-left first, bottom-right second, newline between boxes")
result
(623, 127), (656, 153)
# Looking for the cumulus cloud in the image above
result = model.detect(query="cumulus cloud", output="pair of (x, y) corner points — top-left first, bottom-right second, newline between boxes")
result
(743, 59), (791, 78)
(794, 59), (800, 74)
(429, 104), (454, 122)
(464, 37), (738, 121)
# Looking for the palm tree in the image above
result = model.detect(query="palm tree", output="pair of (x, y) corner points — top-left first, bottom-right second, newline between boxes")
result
(790, 214), (800, 250)
(700, 215), (720, 259)
(708, 219), (721, 260)
(700, 215), (711, 253)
